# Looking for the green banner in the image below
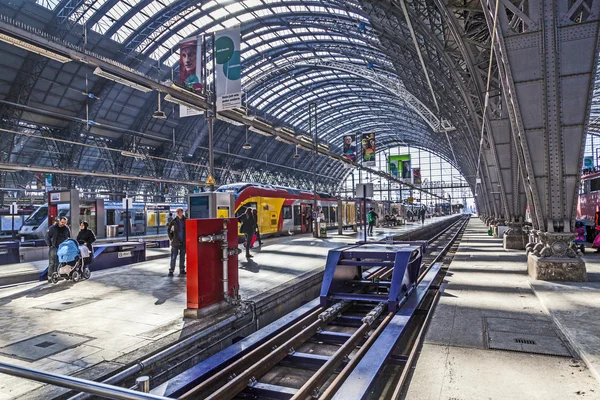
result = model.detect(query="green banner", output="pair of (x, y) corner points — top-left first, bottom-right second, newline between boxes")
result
(389, 155), (411, 180)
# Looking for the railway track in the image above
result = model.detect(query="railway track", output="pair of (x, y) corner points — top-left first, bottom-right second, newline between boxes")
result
(174, 216), (469, 400)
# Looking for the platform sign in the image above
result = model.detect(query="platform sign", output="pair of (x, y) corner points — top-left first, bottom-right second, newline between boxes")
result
(122, 198), (134, 209)
(215, 26), (242, 111)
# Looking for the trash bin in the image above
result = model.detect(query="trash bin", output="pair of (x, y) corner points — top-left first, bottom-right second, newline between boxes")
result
(106, 225), (118, 238)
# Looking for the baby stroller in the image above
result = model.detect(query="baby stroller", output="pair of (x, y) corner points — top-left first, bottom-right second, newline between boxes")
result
(574, 220), (587, 254)
(50, 239), (91, 283)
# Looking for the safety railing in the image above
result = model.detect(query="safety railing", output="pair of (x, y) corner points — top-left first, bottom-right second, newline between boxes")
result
(0, 362), (169, 400)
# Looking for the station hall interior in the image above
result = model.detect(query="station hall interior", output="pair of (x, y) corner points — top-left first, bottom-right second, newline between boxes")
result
(1, 0), (600, 399)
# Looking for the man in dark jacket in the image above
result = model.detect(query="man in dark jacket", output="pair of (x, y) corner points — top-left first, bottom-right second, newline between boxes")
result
(240, 208), (257, 259)
(46, 217), (71, 282)
(167, 207), (186, 277)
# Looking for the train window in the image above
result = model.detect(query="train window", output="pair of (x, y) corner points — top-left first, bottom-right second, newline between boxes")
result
(591, 178), (600, 193)
(330, 207), (336, 222)
(293, 206), (301, 225)
(236, 202), (257, 218)
(282, 206), (292, 220)
(322, 206), (329, 222)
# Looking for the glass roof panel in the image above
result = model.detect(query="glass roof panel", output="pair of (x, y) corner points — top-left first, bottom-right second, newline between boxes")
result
(36, 0), (61, 9)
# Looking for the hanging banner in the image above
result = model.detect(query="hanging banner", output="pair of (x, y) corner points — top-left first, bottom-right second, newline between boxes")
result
(388, 155), (411, 181)
(179, 37), (202, 91)
(361, 132), (376, 166)
(412, 168), (422, 185)
(215, 26), (242, 111)
(44, 174), (53, 192)
(178, 37), (203, 117)
(342, 134), (357, 162)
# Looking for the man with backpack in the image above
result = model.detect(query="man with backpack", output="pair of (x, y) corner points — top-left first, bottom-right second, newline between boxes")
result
(367, 208), (378, 236)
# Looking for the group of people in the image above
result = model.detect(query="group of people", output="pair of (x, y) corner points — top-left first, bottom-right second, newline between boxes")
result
(406, 206), (428, 224)
(46, 217), (96, 282)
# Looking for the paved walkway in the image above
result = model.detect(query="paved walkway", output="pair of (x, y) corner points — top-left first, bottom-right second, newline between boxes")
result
(406, 217), (600, 399)
(0, 216), (456, 399)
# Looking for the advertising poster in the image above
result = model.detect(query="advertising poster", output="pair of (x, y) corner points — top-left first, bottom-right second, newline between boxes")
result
(361, 132), (376, 166)
(178, 37), (203, 117)
(342, 134), (357, 162)
(389, 155), (411, 181)
(215, 26), (242, 111)
(179, 37), (202, 92)
(412, 168), (422, 185)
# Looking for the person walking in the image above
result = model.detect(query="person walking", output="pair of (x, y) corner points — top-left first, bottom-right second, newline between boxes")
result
(419, 206), (426, 224)
(167, 207), (186, 277)
(45, 217), (71, 282)
(367, 208), (378, 236)
(240, 208), (257, 258)
(252, 209), (262, 246)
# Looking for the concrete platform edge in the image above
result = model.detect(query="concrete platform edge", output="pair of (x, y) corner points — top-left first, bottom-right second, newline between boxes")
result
(529, 282), (600, 385)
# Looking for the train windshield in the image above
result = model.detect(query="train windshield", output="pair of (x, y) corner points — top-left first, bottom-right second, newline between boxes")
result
(24, 205), (48, 225)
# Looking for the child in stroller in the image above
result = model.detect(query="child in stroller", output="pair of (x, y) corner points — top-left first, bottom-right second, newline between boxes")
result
(50, 239), (92, 284)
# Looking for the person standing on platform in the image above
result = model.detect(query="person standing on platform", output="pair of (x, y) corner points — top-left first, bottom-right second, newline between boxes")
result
(252, 209), (262, 246)
(419, 206), (426, 224)
(77, 221), (96, 260)
(167, 207), (186, 277)
(45, 217), (71, 282)
(240, 208), (257, 258)
(367, 208), (378, 236)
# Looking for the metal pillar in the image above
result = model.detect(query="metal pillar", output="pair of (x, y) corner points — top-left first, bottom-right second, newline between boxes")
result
(485, 0), (600, 279)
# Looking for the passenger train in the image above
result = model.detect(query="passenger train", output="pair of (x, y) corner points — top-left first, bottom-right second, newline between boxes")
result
(215, 183), (404, 237)
(577, 170), (600, 238)
(19, 201), (187, 239)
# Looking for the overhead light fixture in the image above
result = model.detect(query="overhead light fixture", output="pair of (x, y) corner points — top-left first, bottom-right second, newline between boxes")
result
(164, 94), (205, 112)
(216, 113), (245, 126)
(0, 33), (71, 63)
(248, 126), (271, 137)
(168, 82), (207, 101)
(294, 145), (300, 159)
(274, 135), (295, 145)
(152, 93), (167, 119)
(120, 150), (145, 160)
(298, 135), (313, 144)
(93, 67), (153, 93)
(243, 126), (252, 150)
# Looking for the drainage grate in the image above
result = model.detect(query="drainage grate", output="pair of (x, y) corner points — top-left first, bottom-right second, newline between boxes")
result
(0, 331), (93, 361)
(33, 297), (100, 311)
(484, 317), (572, 357)
(515, 338), (536, 345)
(34, 341), (55, 348)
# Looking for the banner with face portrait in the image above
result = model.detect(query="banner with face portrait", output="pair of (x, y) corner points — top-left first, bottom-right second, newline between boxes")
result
(215, 26), (242, 111)
(342, 134), (357, 162)
(361, 132), (376, 166)
(178, 37), (203, 117)
(412, 168), (421, 185)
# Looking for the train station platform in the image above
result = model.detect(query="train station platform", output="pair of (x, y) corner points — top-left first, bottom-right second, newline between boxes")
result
(406, 217), (600, 399)
(0, 215), (458, 399)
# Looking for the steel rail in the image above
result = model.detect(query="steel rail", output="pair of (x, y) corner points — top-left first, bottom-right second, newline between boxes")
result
(179, 306), (326, 399)
(322, 217), (469, 399)
(290, 302), (386, 400)
(202, 302), (352, 400)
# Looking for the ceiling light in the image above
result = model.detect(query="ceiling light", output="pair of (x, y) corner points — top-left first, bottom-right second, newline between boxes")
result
(243, 126), (252, 150)
(0, 33), (71, 63)
(93, 67), (153, 93)
(248, 126), (271, 137)
(152, 93), (167, 119)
